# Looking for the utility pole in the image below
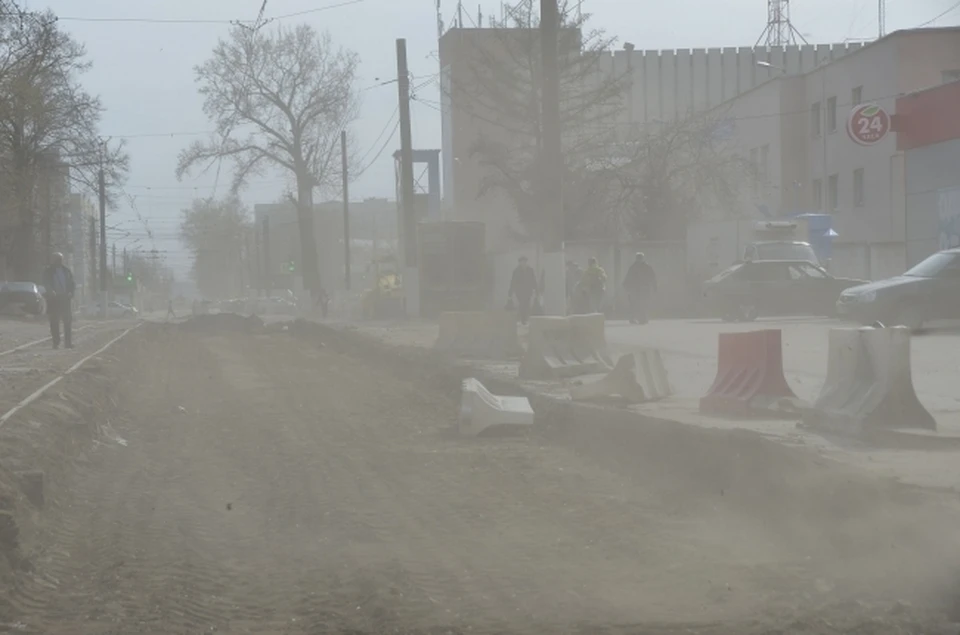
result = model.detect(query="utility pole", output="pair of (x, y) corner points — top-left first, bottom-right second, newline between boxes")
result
(98, 156), (107, 317)
(341, 130), (351, 291)
(262, 217), (271, 295)
(89, 217), (97, 301)
(396, 38), (416, 269)
(540, 0), (563, 249)
(112, 243), (116, 278)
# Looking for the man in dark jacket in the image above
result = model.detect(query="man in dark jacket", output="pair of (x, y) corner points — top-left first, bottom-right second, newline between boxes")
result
(43, 252), (75, 349)
(623, 252), (657, 325)
(508, 256), (538, 325)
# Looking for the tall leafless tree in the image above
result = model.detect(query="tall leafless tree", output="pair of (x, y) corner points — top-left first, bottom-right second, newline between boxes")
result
(0, 7), (128, 279)
(445, 0), (626, 243)
(177, 24), (360, 301)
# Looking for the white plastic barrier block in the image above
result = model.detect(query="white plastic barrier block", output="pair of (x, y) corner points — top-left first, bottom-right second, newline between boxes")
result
(805, 326), (935, 434)
(459, 378), (535, 437)
(520, 314), (611, 380)
(569, 351), (672, 403)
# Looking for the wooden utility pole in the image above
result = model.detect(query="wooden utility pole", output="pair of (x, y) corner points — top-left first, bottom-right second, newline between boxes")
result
(98, 159), (108, 316)
(539, 0), (563, 252)
(396, 38), (416, 268)
(261, 217), (270, 294)
(341, 130), (351, 291)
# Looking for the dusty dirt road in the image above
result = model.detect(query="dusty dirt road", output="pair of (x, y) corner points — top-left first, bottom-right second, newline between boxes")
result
(3, 320), (960, 634)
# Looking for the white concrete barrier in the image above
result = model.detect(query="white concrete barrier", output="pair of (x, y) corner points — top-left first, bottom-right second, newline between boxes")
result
(804, 326), (935, 435)
(459, 378), (535, 437)
(520, 314), (612, 380)
(569, 351), (671, 403)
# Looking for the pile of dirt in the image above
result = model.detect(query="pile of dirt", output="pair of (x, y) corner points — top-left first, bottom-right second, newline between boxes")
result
(180, 312), (264, 334)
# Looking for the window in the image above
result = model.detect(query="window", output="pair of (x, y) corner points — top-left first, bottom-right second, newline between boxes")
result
(853, 168), (864, 207)
(851, 85), (863, 106)
(812, 178), (823, 210)
(828, 173), (839, 211)
(811, 101), (821, 136)
(827, 96), (837, 133)
(796, 263), (827, 278)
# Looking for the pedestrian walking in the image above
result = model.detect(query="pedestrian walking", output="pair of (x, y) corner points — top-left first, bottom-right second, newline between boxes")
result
(43, 252), (74, 349)
(166, 299), (176, 320)
(577, 257), (607, 314)
(565, 260), (583, 314)
(623, 252), (657, 324)
(508, 256), (538, 325)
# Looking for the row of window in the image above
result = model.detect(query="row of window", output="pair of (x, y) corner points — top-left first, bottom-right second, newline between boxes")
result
(811, 86), (862, 137)
(812, 168), (865, 211)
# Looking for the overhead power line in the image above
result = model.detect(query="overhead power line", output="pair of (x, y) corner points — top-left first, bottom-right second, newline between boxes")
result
(52, 0), (364, 25)
(915, 0), (960, 28)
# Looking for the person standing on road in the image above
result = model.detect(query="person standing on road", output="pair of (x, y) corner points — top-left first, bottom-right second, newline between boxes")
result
(577, 257), (607, 314)
(43, 252), (75, 349)
(508, 256), (538, 325)
(623, 252), (657, 325)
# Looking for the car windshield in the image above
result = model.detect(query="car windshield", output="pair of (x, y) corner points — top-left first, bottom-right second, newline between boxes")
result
(753, 243), (818, 262)
(904, 252), (960, 277)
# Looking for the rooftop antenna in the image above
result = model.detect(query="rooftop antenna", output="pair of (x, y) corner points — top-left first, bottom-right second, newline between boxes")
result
(878, 0), (886, 38)
(436, 0), (443, 38)
(755, 0), (808, 47)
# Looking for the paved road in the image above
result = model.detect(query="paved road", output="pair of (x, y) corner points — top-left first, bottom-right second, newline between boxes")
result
(606, 317), (960, 420)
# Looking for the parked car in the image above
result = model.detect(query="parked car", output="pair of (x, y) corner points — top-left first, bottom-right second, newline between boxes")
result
(702, 259), (867, 322)
(0, 282), (45, 316)
(837, 248), (960, 330)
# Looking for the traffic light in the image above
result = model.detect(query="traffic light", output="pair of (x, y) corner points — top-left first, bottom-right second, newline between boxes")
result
(126, 272), (134, 283)
(286, 260), (296, 272)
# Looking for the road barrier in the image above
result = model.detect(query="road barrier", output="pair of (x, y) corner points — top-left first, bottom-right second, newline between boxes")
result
(435, 311), (521, 359)
(699, 329), (801, 417)
(519, 314), (613, 380)
(803, 326), (935, 435)
(459, 378), (535, 437)
(569, 351), (672, 403)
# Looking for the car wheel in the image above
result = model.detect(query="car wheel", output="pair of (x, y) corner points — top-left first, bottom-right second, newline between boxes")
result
(891, 304), (925, 332)
(737, 303), (759, 322)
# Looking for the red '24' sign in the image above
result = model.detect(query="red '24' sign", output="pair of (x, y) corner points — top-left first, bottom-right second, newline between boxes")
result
(847, 103), (891, 146)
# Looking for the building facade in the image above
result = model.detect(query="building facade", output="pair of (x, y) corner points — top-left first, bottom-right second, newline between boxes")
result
(438, 26), (863, 251)
(711, 27), (960, 279)
(898, 79), (960, 267)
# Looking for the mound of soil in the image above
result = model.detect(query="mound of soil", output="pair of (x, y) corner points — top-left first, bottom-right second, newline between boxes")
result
(180, 312), (264, 334)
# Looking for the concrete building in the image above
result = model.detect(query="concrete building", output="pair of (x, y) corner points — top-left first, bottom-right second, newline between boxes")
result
(254, 198), (398, 295)
(898, 79), (960, 266)
(438, 26), (863, 250)
(700, 26), (960, 279)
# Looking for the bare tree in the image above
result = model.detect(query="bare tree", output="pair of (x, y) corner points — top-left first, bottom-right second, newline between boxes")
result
(180, 197), (251, 299)
(601, 113), (754, 241)
(0, 7), (128, 279)
(445, 0), (626, 243)
(177, 24), (360, 301)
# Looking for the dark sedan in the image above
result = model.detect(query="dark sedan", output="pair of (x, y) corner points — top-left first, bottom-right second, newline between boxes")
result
(0, 282), (45, 316)
(702, 260), (867, 322)
(836, 248), (960, 330)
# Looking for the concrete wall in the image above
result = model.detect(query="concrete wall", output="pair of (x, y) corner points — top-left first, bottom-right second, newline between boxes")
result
(905, 137), (960, 267)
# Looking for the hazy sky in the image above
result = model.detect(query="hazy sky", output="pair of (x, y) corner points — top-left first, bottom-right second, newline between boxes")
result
(33, 0), (959, 275)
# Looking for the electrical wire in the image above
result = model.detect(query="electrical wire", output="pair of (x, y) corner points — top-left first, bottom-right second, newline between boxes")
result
(53, 0), (364, 25)
(914, 0), (960, 28)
